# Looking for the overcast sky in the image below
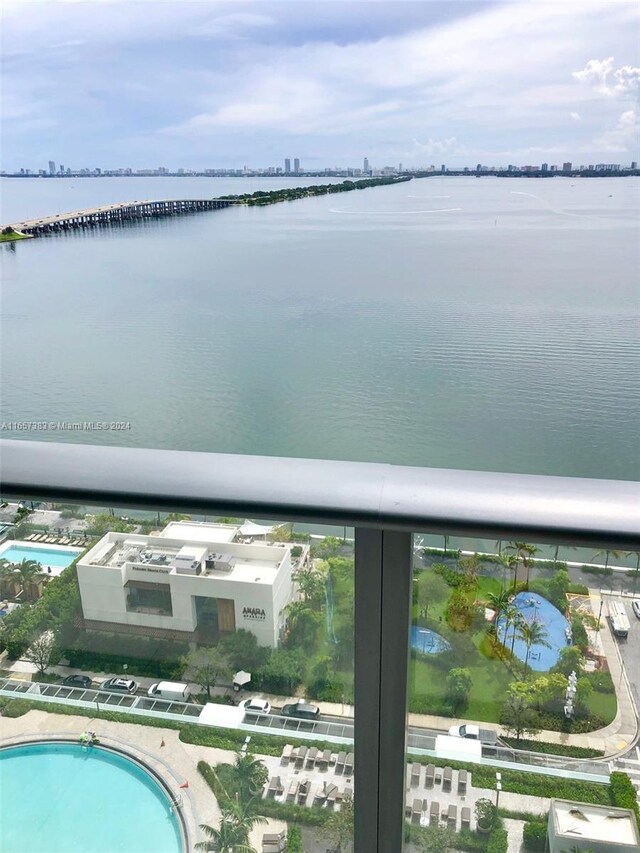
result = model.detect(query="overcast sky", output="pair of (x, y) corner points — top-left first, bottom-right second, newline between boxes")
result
(2, 0), (639, 171)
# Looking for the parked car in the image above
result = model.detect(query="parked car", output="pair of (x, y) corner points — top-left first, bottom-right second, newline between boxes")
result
(241, 698), (271, 715)
(62, 674), (93, 689)
(280, 700), (320, 720)
(147, 681), (190, 702)
(632, 600), (640, 620)
(100, 677), (138, 694)
(448, 724), (480, 739)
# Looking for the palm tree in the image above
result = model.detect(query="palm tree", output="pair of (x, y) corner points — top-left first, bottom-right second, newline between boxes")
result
(517, 620), (550, 678)
(487, 589), (511, 622)
(231, 753), (268, 803)
(505, 542), (538, 588)
(503, 605), (521, 658)
(0, 559), (15, 597)
(628, 551), (640, 592)
(592, 548), (622, 570)
(195, 818), (255, 852)
(499, 553), (518, 591)
(12, 558), (44, 598)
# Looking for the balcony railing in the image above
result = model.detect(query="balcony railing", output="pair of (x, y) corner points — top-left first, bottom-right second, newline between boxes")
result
(1, 438), (639, 853)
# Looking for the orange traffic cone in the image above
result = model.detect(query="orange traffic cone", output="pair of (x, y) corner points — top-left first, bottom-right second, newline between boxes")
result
(179, 781), (189, 789)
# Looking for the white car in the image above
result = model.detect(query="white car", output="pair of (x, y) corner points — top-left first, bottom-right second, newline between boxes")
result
(632, 600), (640, 620)
(448, 724), (479, 739)
(242, 698), (271, 715)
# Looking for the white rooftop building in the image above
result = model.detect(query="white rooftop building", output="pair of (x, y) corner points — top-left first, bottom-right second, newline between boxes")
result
(548, 799), (640, 853)
(77, 521), (307, 647)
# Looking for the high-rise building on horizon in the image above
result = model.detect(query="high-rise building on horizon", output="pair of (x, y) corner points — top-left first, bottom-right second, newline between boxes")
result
(293, 158), (300, 174)
(363, 157), (370, 174)
(632, 161), (638, 170)
(441, 164), (446, 173)
(541, 163), (548, 172)
(48, 160), (56, 175)
(284, 158), (291, 174)
(562, 162), (572, 171)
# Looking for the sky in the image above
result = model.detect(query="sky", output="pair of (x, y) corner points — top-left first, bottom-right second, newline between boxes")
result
(2, 0), (639, 171)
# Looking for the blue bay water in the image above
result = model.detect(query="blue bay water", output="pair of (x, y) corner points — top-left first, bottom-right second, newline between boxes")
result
(1, 175), (638, 479)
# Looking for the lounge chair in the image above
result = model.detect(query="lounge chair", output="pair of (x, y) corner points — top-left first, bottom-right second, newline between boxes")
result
(306, 746), (318, 767)
(410, 762), (421, 786)
(442, 766), (453, 793)
(313, 785), (327, 806)
(430, 801), (440, 825)
(267, 776), (283, 798)
(261, 830), (286, 853)
(425, 763), (435, 788)
(411, 798), (423, 824)
(326, 783), (339, 808)
(446, 804), (457, 827)
(297, 779), (310, 805)
(318, 749), (331, 770)
(344, 752), (354, 775)
(281, 743), (293, 765)
(336, 751), (346, 773)
(461, 806), (471, 829)
(25, 534), (35, 541)
(286, 780), (299, 802)
(343, 785), (353, 802)
(458, 768), (468, 794)
(295, 745), (308, 767)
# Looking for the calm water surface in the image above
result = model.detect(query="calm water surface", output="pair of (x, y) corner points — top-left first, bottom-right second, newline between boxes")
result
(1, 176), (638, 479)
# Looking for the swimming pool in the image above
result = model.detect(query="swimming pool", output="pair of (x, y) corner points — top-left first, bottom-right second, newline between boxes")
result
(0, 541), (82, 569)
(410, 626), (451, 654)
(0, 742), (184, 853)
(496, 591), (571, 671)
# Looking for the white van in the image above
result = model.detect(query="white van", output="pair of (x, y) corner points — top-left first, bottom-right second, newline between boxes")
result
(147, 681), (190, 702)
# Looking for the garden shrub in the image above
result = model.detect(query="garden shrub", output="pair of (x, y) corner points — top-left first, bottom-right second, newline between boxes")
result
(63, 648), (183, 679)
(0, 698), (33, 717)
(582, 564), (613, 576)
(522, 820), (547, 851)
(567, 582), (589, 595)
(487, 827), (508, 853)
(286, 826), (303, 852)
(610, 772), (640, 823)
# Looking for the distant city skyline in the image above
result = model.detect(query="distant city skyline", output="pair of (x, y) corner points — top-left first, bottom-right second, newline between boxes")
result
(2, 1), (639, 171)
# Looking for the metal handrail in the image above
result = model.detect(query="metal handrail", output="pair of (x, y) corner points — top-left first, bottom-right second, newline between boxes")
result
(1, 439), (639, 547)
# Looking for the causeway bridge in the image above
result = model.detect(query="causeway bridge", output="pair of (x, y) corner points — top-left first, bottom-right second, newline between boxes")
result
(7, 198), (235, 236)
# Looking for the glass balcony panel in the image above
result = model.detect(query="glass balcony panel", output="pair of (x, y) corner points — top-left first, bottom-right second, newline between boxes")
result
(0, 502), (354, 853)
(403, 532), (636, 852)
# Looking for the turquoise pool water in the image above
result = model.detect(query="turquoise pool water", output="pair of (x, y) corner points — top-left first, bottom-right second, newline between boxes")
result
(0, 742), (183, 853)
(410, 626), (450, 654)
(0, 542), (81, 568)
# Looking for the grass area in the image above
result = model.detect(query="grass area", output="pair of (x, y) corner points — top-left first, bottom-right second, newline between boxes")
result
(0, 230), (30, 242)
(586, 689), (617, 726)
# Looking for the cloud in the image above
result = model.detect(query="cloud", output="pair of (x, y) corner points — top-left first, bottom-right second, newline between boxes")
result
(2, 0), (640, 168)
(572, 57), (640, 96)
(593, 109), (639, 152)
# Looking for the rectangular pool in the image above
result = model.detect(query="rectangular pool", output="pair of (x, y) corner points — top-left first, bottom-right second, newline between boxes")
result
(0, 541), (82, 570)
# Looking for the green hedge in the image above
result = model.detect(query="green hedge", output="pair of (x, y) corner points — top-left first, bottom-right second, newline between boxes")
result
(487, 827), (508, 853)
(0, 698), (33, 718)
(63, 648), (183, 679)
(287, 826), (303, 852)
(610, 772), (640, 824)
(500, 737), (603, 758)
(522, 820), (547, 851)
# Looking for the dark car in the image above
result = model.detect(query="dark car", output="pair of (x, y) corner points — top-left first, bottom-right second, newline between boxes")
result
(280, 700), (320, 720)
(62, 674), (93, 689)
(100, 677), (138, 694)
